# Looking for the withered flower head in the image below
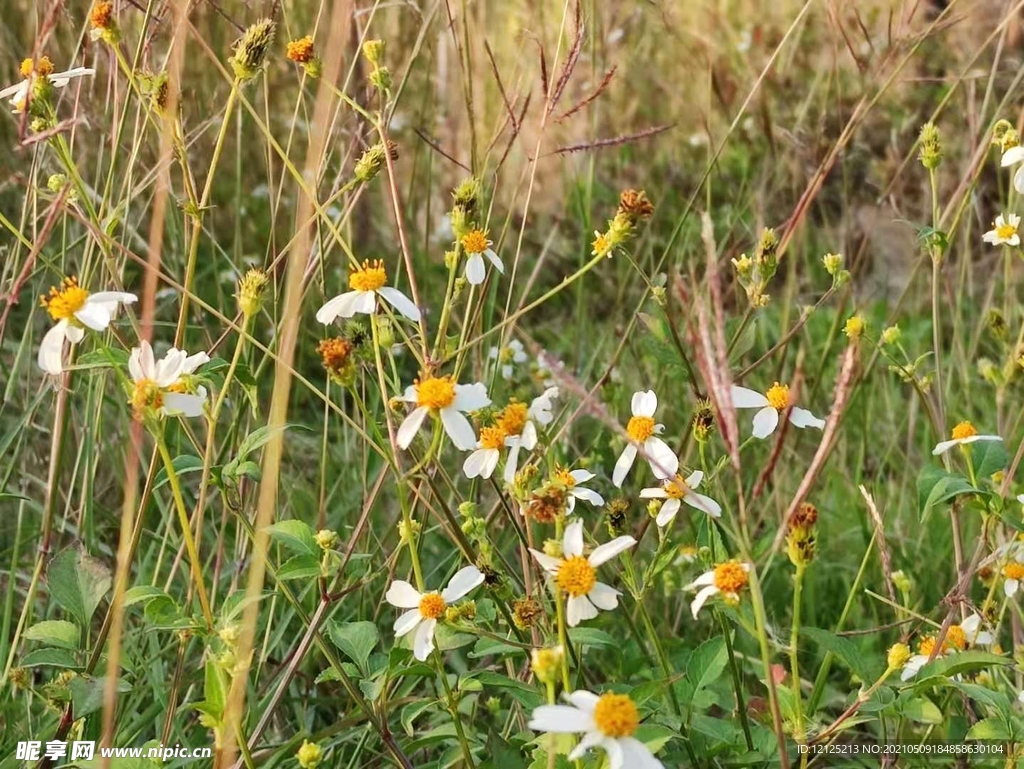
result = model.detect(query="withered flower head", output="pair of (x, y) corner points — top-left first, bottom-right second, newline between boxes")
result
(230, 18), (277, 81)
(617, 189), (654, 222)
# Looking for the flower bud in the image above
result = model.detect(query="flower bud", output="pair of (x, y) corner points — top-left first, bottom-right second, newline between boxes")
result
(821, 252), (843, 276)
(315, 529), (339, 551)
(844, 314), (865, 340)
(918, 121), (942, 170)
(236, 268), (269, 317)
(881, 325), (901, 346)
(531, 646), (564, 685)
(297, 740), (322, 769)
(362, 40), (386, 67)
(886, 643), (911, 670)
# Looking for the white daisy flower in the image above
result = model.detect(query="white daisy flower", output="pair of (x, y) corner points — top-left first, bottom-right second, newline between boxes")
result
(385, 565), (484, 661)
(397, 376), (490, 451)
(612, 390), (678, 487)
(128, 341), (209, 418)
(488, 338), (527, 379)
(37, 276), (137, 375)
(529, 520), (635, 627)
(685, 560), (751, 619)
(462, 424), (506, 480)
(731, 382), (824, 439)
(503, 387), (559, 484)
(932, 420), (1002, 456)
(529, 690), (664, 769)
(900, 614), (994, 681)
(674, 545), (698, 565)
(1004, 561), (1024, 597)
(553, 467), (605, 512)
(1, 57), (94, 112)
(535, 350), (562, 388)
(983, 213), (1021, 247)
(315, 259), (420, 324)
(640, 470), (722, 528)
(1001, 145), (1024, 195)
(461, 229), (503, 285)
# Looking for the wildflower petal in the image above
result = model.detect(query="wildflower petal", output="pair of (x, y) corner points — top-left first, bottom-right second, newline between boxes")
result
(1015, 165), (1024, 196)
(690, 584), (719, 619)
(134, 340), (156, 380)
(440, 406), (477, 451)
(588, 535), (637, 567)
(154, 349), (187, 387)
(528, 705), (595, 733)
(1006, 579), (1019, 597)
(632, 389), (657, 417)
(587, 582), (620, 610)
(529, 548), (561, 574)
(385, 580), (422, 608)
(566, 594), (598, 626)
(181, 351), (210, 374)
(465, 253), (486, 285)
(563, 520), (585, 558)
(520, 420), (538, 450)
(731, 385), (770, 409)
(644, 436), (678, 479)
(612, 444), (637, 488)
(603, 736), (625, 769)
(685, 570), (716, 589)
(529, 387), (559, 424)
(162, 392), (206, 418)
(73, 300), (113, 331)
(685, 470), (704, 489)
(64, 323), (85, 343)
(377, 286), (421, 321)
(441, 565), (484, 603)
(751, 406), (780, 439)
(901, 656), (928, 681)
(463, 448), (496, 479)
(396, 406), (429, 449)
(961, 434), (1003, 446)
(684, 491), (722, 518)
(639, 486), (668, 499)
(571, 487), (605, 507)
(452, 382), (491, 412)
(655, 498), (681, 527)
(1002, 146), (1024, 166)
(619, 737), (664, 769)
(567, 691), (600, 713)
(315, 290), (363, 323)
(503, 442), (521, 485)
(568, 731), (604, 761)
(38, 320), (68, 374)
(393, 609), (421, 637)
(570, 469), (595, 484)
(931, 438), (959, 456)
(789, 406), (825, 430)
(0, 81), (27, 101)
(50, 67), (95, 88)
(484, 248), (504, 272)
(412, 618), (436, 661)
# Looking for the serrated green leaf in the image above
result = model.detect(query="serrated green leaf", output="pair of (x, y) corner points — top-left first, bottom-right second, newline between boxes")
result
(153, 455), (204, 490)
(276, 554), (322, 581)
(801, 627), (880, 683)
(973, 440), (1008, 480)
(264, 519), (318, 557)
(678, 636), (727, 706)
(21, 647), (79, 668)
(25, 620), (79, 649)
(966, 716), (1010, 740)
(566, 627), (615, 648)
(327, 620), (379, 674)
(916, 465), (975, 518)
(47, 548), (112, 628)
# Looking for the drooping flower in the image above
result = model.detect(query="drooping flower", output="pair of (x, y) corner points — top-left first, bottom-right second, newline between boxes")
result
(488, 338), (527, 379)
(553, 467), (606, 512)
(316, 260), (420, 324)
(385, 565), (484, 661)
(461, 229), (503, 285)
(530, 520), (635, 626)
(685, 560), (751, 619)
(640, 470), (721, 528)
(983, 213), (1021, 247)
(1001, 145), (1024, 195)
(932, 421), (1002, 456)
(128, 341), (209, 418)
(397, 376), (490, 451)
(730, 382), (824, 439)
(1, 57), (95, 112)
(529, 690), (664, 769)
(37, 277), (137, 374)
(900, 614), (994, 681)
(612, 390), (677, 487)
(503, 388), (559, 484)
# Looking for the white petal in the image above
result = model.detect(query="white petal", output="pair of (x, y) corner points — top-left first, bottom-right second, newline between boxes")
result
(655, 498), (681, 527)
(376, 287), (421, 321)
(528, 705), (595, 733)
(386, 580), (422, 608)
(452, 382), (491, 412)
(64, 324), (85, 343)
(1006, 579), (1019, 597)
(788, 406), (825, 430)
(690, 585), (719, 619)
(931, 438), (959, 456)
(49, 67), (95, 88)
(315, 291), (363, 323)
(632, 389), (657, 417)
(587, 582), (620, 610)
(465, 253), (485, 284)
(529, 388), (559, 425)
(639, 487), (668, 499)
(644, 437), (678, 479)
(162, 392), (206, 418)
(463, 449), (494, 479)
(571, 487), (605, 507)
(685, 470), (704, 488)
(975, 631), (994, 646)
(74, 301), (113, 331)
(603, 737), (625, 769)
(154, 349), (187, 386)
(731, 385), (770, 409)
(1002, 146), (1024, 166)
(612, 444), (637, 488)
(413, 618), (437, 661)
(393, 609), (422, 637)
(503, 442), (521, 485)
(566, 595), (598, 626)
(568, 731), (604, 761)
(960, 614), (981, 636)
(570, 469), (595, 484)
(0, 81), (28, 101)
(1015, 165), (1024, 196)
(588, 536), (636, 567)
(441, 565), (484, 603)
(520, 420), (538, 450)
(901, 656), (927, 681)
(619, 737), (664, 769)
(751, 406), (780, 439)
(563, 520), (585, 558)
(684, 491), (722, 518)
(38, 321), (68, 374)
(440, 407), (477, 451)
(567, 691), (600, 712)
(961, 435), (1003, 445)
(685, 570), (716, 589)
(137, 341), (156, 379)
(181, 351), (210, 374)
(529, 549), (561, 574)
(396, 407), (429, 449)
(485, 248), (504, 272)
(86, 291), (136, 309)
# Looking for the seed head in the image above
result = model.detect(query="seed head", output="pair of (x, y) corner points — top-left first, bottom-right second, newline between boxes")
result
(230, 18), (277, 82)
(918, 121), (942, 170)
(362, 39), (386, 67)
(617, 189), (654, 222)
(887, 643), (911, 670)
(236, 268), (269, 317)
(354, 142), (398, 183)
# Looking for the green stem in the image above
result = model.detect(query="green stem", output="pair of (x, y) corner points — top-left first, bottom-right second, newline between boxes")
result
(433, 648), (477, 769)
(790, 563), (806, 747)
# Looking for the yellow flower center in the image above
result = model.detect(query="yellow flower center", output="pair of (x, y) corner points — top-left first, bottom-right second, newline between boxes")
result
(946, 625), (967, 651)
(348, 259), (387, 292)
(951, 421), (977, 441)
(554, 467), (576, 488)
(997, 222), (1017, 240)
(286, 36), (315, 64)
(1004, 563), (1024, 581)
(592, 231), (610, 256)
(20, 56), (54, 79)
(556, 556), (596, 597)
(415, 376), (456, 410)
(917, 636), (937, 657)
(479, 425), (506, 450)
(461, 229), (489, 254)
(765, 382), (790, 410)
(593, 693), (640, 738)
(40, 276), (89, 321)
(663, 474), (690, 499)
(713, 561), (748, 593)
(418, 592), (446, 619)
(130, 378), (163, 415)
(90, 2), (113, 29)
(678, 545), (697, 559)
(496, 401), (528, 436)
(626, 415), (656, 443)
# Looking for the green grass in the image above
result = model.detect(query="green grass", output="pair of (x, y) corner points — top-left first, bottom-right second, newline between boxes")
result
(3, 1), (1024, 768)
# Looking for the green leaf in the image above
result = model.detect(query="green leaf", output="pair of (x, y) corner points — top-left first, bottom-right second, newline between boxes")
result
(469, 637), (525, 659)
(566, 627), (616, 648)
(327, 621), (379, 673)
(69, 675), (131, 718)
(205, 658), (228, 717)
(264, 519), (318, 557)
(236, 423), (307, 460)
(914, 650), (1010, 681)
(276, 554), (322, 581)
(800, 627), (880, 683)
(153, 454), (205, 490)
(47, 548), (112, 627)
(25, 620), (80, 650)
(21, 647), (79, 668)
(917, 466), (976, 518)
(690, 713), (740, 744)
(973, 440), (1008, 480)
(678, 636), (727, 706)
(123, 586), (172, 608)
(74, 348), (130, 369)
(896, 695), (943, 724)
(966, 716), (1010, 740)
(473, 671), (543, 709)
